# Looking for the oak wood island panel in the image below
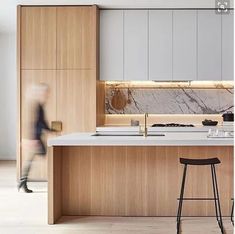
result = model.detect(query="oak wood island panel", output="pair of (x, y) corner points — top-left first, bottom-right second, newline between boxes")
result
(48, 145), (233, 224)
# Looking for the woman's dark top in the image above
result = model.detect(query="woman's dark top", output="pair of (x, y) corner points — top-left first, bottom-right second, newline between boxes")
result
(33, 104), (50, 155)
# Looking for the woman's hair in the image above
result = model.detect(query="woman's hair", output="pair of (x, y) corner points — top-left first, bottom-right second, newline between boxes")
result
(26, 83), (49, 101)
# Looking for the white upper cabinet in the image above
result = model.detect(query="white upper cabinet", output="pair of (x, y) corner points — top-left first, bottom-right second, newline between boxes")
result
(222, 11), (234, 81)
(173, 10), (197, 81)
(198, 10), (222, 80)
(124, 10), (148, 80)
(149, 10), (172, 80)
(100, 10), (124, 81)
(100, 9), (233, 81)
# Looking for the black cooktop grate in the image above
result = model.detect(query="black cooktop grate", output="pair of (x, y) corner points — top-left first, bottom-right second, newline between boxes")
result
(151, 123), (195, 127)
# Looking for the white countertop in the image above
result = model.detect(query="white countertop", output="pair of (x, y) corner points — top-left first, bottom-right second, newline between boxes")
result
(48, 132), (233, 147)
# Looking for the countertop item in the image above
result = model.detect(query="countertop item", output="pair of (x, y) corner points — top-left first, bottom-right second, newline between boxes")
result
(48, 132), (233, 147)
(207, 129), (234, 138)
(202, 119), (218, 126)
(222, 111), (234, 122)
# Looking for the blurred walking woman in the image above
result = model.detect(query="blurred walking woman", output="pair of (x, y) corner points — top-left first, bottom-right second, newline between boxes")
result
(18, 83), (54, 193)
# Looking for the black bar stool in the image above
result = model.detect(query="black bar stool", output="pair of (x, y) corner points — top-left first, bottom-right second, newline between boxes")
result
(176, 157), (224, 234)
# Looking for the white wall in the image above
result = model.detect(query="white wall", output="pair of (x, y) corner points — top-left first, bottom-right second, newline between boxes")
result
(0, 33), (16, 160)
(1, 0), (233, 33)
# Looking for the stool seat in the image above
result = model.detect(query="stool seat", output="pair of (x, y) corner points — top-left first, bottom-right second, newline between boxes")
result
(180, 157), (220, 165)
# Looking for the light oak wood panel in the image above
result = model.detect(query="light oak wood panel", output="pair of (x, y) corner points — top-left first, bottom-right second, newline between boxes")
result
(21, 70), (57, 180)
(96, 81), (105, 126)
(17, 5), (21, 180)
(57, 6), (97, 69)
(94, 5), (100, 77)
(125, 147), (147, 215)
(62, 147), (92, 215)
(21, 7), (56, 69)
(95, 7), (103, 125)
(145, 147), (180, 216)
(49, 146), (233, 219)
(18, 6), (99, 181)
(57, 70), (96, 133)
(48, 146), (62, 224)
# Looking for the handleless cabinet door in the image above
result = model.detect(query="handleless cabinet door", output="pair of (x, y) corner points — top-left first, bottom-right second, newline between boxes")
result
(57, 7), (96, 69)
(173, 10), (197, 80)
(198, 10), (222, 80)
(21, 7), (56, 69)
(57, 70), (96, 134)
(222, 11), (234, 80)
(100, 10), (124, 81)
(124, 10), (148, 80)
(149, 10), (172, 81)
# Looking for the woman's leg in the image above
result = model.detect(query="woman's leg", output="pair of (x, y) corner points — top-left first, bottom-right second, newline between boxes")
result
(22, 152), (35, 179)
(19, 139), (46, 193)
(18, 152), (35, 193)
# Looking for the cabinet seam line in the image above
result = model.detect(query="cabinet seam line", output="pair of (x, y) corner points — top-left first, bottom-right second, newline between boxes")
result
(55, 7), (57, 121)
(172, 10), (174, 80)
(221, 12), (222, 81)
(196, 10), (198, 80)
(147, 10), (149, 80)
(123, 10), (125, 81)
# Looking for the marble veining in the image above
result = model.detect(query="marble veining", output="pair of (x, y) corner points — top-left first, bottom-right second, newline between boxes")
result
(105, 87), (234, 114)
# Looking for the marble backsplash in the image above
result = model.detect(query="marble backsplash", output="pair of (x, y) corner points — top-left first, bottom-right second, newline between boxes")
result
(105, 87), (234, 114)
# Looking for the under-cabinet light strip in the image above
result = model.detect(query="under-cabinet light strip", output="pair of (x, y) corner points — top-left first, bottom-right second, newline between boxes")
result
(104, 81), (234, 89)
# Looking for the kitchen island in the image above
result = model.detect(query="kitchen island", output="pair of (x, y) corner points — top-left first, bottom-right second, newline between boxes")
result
(48, 132), (233, 224)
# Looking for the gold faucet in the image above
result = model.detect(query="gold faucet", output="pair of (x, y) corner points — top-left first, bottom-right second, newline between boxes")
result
(143, 113), (148, 137)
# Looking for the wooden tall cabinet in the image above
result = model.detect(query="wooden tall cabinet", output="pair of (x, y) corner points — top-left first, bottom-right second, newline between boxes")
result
(21, 7), (57, 69)
(57, 7), (97, 69)
(18, 5), (99, 180)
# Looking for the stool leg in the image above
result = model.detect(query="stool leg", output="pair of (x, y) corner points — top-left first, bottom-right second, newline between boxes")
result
(231, 199), (234, 226)
(177, 164), (187, 234)
(211, 165), (219, 222)
(212, 164), (224, 234)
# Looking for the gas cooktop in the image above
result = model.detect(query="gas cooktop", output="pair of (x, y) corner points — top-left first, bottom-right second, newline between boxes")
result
(151, 123), (195, 127)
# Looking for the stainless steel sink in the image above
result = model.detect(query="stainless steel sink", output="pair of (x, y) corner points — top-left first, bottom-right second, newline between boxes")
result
(91, 133), (165, 137)
(147, 134), (165, 136)
(92, 133), (142, 136)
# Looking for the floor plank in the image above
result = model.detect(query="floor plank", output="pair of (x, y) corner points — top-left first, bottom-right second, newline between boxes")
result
(0, 161), (233, 234)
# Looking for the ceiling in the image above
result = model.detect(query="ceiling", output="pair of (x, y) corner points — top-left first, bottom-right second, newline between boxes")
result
(0, 0), (232, 33)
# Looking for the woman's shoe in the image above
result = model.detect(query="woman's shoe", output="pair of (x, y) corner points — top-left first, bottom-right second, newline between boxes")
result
(22, 181), (33, 193)
(18, 178), (33, 193)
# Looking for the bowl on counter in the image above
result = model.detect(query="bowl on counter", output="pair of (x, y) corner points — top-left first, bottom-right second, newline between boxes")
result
(202, 119), (218, 126)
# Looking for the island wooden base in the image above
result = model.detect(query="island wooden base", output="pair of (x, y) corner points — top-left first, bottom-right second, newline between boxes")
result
(48, 146), (233, 224)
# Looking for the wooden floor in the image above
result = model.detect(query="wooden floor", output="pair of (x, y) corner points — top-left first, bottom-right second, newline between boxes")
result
(0, 161), (234, 234)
